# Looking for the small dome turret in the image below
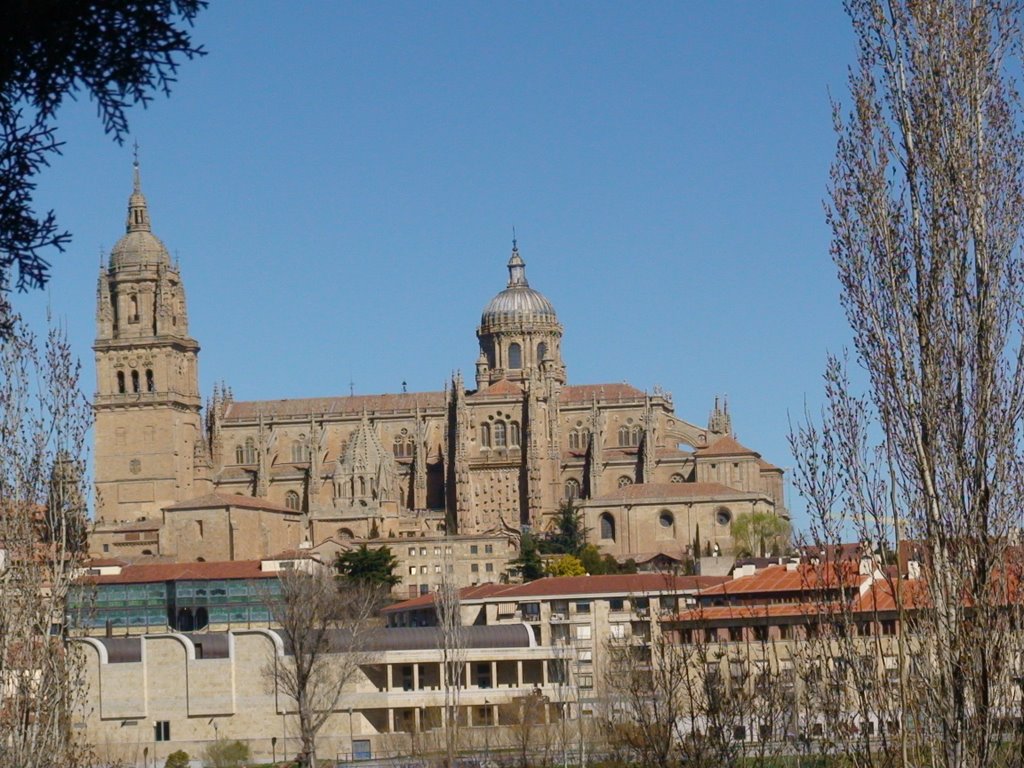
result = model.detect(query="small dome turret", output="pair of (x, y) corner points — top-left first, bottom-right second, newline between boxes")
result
(109, 158), (171, 269)
(481, 242), (558, 326)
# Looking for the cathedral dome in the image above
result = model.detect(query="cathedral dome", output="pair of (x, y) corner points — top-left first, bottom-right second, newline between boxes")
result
(109, 161), (171, 269)
(481, 245), (557, 326)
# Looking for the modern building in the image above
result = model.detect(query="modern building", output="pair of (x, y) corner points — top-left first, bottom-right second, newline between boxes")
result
(74, 624), (572, 766)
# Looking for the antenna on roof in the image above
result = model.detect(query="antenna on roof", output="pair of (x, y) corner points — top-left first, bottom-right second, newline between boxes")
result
(512, 225), (517, 251)
(349, 379), (354, 397)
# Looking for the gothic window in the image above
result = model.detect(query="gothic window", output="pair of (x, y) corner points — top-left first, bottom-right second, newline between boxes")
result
(600, 513), (616, 541)
(480, 422), (491, 447)
(406, 436), (416, 456)
(617, 475), (633, 488)
(244, 438), (256, 464)
(538, 341), (547, 361)
(494, 421), (507, 447)
(293, 436), (310, 463)
(632, 426), (643, 446)
(235, 445), (244, 464)
(145, 369), (154, 392)
(393, 435), (404, 457)
(131, 370), (140, 393)
(359, 477), (366, 496)
(618, 426), (630, 447)
(565, 478), (581, 500)
(116, 371), (125, 394)
(285, 491), (300, 511)
(568, 430), (580, 450)
(508, 342), (522, 369)
(509, 421), (521, 447)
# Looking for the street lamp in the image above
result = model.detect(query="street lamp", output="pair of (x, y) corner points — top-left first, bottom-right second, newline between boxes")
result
(271, 736), (277, 765)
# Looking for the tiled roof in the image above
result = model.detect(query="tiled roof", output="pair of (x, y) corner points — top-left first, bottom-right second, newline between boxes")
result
(674, 601), (847, 623)
(224, 391), (446, 420)
(163, 493), (295, 514)
(589, 482), (745, 504)
(756, 457), (782, 471)
(697, 563), (867, 597)
(382, 573), (727, 613)
(695, 435), (760, 458)
(559, 383), (646, 404)
(471, 378), (524, 398)
(83, 559), (275, 585)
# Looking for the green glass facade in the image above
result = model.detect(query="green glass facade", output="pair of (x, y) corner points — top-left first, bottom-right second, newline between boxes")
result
(69, 578), (281, 632)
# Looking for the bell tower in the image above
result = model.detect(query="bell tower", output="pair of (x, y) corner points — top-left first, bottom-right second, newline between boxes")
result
(93, 159), (202, 524)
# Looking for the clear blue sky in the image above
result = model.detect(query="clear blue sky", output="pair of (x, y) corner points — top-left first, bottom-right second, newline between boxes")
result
(18, 2), (861, 528)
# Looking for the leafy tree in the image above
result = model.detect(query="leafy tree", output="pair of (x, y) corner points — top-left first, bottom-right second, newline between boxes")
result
(335, 544), (400, 587)
(0, 0), (206, 336)
(164, 751), (189, 768)
(538, 500), (586, 555)
(203, 739), (249, 768)
(729, 511), (789, 557)
(578, 544), (625, 575)
(509, 530), (545, 582)
(546, 554), (586, 577)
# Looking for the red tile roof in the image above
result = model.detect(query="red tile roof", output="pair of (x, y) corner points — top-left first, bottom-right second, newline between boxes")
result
(559, 383), (646, 404)
(82, 559), (275, 585)
(696, 435), (760, 458)
(589, 482), (747, 503)
(163, 493), (295, 514)
(697, 563), (867, 598)
(224, 391), (446, 420)
(382, 573), (727, 613)
(472, 378), (524, 397)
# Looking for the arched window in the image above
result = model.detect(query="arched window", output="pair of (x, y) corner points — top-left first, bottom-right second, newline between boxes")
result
(293, 436), (310, 463)
(406, 436), (416, 456)
(617, 475), (633, 488)
(600, 513), (616, 541)
(632, 426), (643, 446)
(509, 422), (521, 447)
(358, 477), (366, 496)
(538, 342), (548, 361)
(116, 371), (125, 394)
(145, 369), (154, 392)
(338, 528), (355, 540)
(131, 370), (140, 393)
(393, 434), (406, 457)
(480, 422), (491, 447)
(129, 294), (139, 322)
(508, 343), (522, 369)
(568, 430), (580, 450)
(565, 478), (581, 500)
(285, 491), (300, 511)
(618, 426), (630, 447)
(235, 445), (244, 464)
(670, 473), (685, 483)
(244, 437), (256, 464)
(494, 421), (507, 447)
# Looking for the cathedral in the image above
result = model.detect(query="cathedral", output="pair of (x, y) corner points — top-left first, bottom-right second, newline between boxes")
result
(90, 164), (787, 565)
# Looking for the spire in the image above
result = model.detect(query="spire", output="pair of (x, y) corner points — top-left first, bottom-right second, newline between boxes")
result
(507, 236), (528, 287)
(126, 144), (152, 234)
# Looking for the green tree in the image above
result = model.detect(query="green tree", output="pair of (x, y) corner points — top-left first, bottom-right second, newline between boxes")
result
(0, 0), (206, 336)
(578, 544), (623, 575)
(510, 531), (545, 582)
(729, 511), (789, 557)
(335, 544), (400, 587)
(539, 500), (586, 555)
(163, 751), (189, 768)
(546, 554), (587, 577)
(203, 739), (250, 768)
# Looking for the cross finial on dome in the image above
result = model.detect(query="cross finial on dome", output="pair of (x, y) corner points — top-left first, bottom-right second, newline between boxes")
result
(507, 235), (528, 287)
(126, 147), (151, 234)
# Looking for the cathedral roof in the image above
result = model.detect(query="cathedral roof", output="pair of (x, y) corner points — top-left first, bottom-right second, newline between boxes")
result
(559, 383), (646, 404)
(471, 378), (525, 398)
(480, 243), (558, 327)
(163, 492), (295, 514)
(109, 159), (171, 269)
(695, 435), (760, 458)
(223, 391), (445, 420)
(588, 481), (751, 503)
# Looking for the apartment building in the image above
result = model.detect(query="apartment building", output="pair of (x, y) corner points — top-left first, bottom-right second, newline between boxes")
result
(383, 573), (728, 703)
